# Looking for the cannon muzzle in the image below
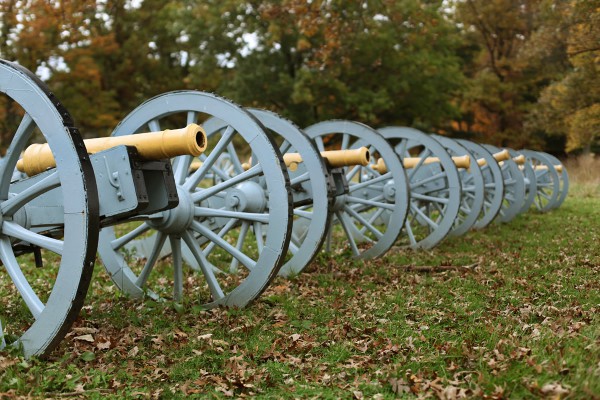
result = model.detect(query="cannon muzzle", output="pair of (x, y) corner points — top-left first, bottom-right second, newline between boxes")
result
(492, 149), (510, 162)
(17, 124), (207, 176)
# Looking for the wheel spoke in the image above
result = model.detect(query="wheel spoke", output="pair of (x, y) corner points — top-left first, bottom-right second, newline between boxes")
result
(335, 211), (360, 256)
(184, 126), (235, 191)
(397, 140), (408, 159)
(2, 221), (63, 255)
(191, 221), (256, 271)
(348, 173), (391, 192)
(538, 190), (552, 200)
(0, 238), (44, 319)
(1, 171), (60, 216)
(341, 133), (350, 150)
(253, 222), (265, 253)
(172, 115), (197, 184)
(194, 207), (270, 223)
(293, 209), (313, 220)
(345, 195), (396, 211)
(410, 171), (446, 190)
(111, 223), (151, 251)
(407, 149), (431, 180)
(135, 231), (167, 288)
(226, 142), (244, 175)
(279, 139), (292, 155)
(343, 205), (383, 239)
(313, 136), (325, 152)
(170, 235), (184, 301)
(0, 113), (35, 197)
(410, 192), (450, 205)
(345, 165), (361, 181)
(191, 164), (263, 203)
(290, 172), (310, 186)
(359, 207), (386, 235)
(460, 204), (472, 214)
(173, 155), (193, 185)
(182, 231), (225, 301)
(203, 218), (238, 257)
(229, 221), (250, 273)
(147, 119), (161, 132)
(410, 203), (439, 230)
(404, 218), (418, 247)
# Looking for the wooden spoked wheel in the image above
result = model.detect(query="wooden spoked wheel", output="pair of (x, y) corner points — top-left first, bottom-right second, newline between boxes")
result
(97, 91), (292, 308)
(0, 60), (99, 357)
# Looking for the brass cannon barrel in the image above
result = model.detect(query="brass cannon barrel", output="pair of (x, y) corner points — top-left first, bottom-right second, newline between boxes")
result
(372, 155), (471, 174)
(493, 149), (510, 162)
(286, 147), (370, 171)
(241, 147), (371, 171)
(476, 150), (511, 167)
(512, 154), (526, 165)
(529, 164), (563, 173)
(17, 124), (207, 176)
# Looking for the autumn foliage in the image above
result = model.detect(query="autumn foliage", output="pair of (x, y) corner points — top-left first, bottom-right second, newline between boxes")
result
(0, 0), (598, 155)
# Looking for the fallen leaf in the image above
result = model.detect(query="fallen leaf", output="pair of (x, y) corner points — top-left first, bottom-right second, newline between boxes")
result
(540, 383), (570, 397)
(74, 334), (94, 343)
(128, 346), (139, 357)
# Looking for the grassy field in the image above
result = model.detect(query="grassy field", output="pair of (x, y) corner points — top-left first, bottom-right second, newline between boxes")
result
(1, 179), (599, 399)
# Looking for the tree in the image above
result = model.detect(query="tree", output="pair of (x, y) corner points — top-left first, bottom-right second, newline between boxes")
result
(453, 0), (560, 148)
(530, 0), (600, 153)
(211, 0), (465, 130)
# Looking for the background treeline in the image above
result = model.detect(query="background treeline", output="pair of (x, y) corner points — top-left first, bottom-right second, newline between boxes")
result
(0, 0), (598, 155)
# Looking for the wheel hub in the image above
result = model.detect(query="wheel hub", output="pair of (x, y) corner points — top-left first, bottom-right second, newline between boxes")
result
(148, 186), (195, 234)
(224, 181), (266, 213)
(383, 180), (396, 202)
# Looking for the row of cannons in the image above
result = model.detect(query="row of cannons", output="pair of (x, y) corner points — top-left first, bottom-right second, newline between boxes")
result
(0, 60), (568, 357)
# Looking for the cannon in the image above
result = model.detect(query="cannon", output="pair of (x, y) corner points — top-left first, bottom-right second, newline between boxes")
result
(375, 127), (462, 249)
(1, 64), (297, 357)
(455, 140), (505, 229)
(481, 144), (526, 223)
(519, 150), (562, 211)
(368, 132), (483, 242)
(430, 135), (485, 237)
(302, 120), (411, 258)
(96, 91), (293, 307)
(537, 153), (568, 210)
(0, 61), (220, 357)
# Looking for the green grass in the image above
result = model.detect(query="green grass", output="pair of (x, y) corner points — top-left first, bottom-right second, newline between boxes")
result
(1, 184), (599, 399)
